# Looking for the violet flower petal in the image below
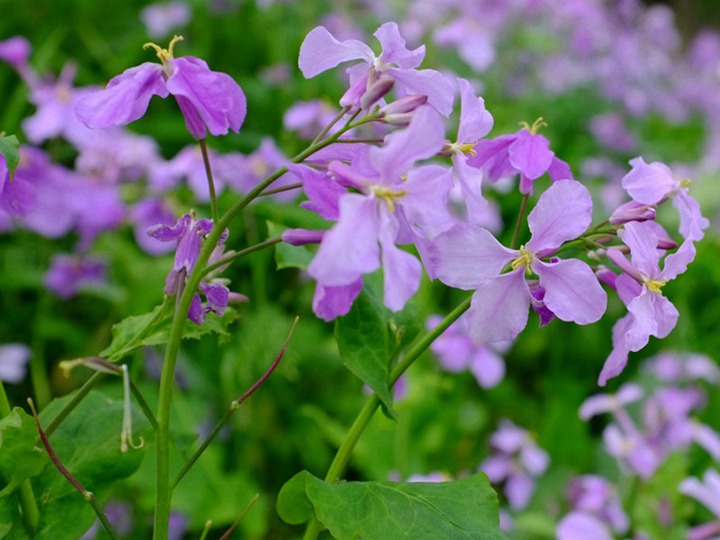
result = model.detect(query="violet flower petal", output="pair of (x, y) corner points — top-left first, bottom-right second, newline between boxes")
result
(298, 26), (374, 78)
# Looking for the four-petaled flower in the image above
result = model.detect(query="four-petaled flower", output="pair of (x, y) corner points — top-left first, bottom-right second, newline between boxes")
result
(76, 35), (246, 140)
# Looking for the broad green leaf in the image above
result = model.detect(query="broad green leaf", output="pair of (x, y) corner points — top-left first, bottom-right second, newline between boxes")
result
(0, 492), (29, 539)
(0, 135), (19, 179)
(277, 471), (506, 540)
(0, 409), (48, 498)
(335, 287), (396, 417)
(32, 390), (150, 540)
(100, 303), (240, 361)
(267, 221), (314, 270)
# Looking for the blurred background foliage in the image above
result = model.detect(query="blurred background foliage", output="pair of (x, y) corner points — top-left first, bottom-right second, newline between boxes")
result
(1, 0), (719, 538)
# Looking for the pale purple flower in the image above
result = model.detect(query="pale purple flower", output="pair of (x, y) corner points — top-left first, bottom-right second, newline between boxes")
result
(0, 344), (31, 384)
(298, 22), (454, 116)
(680, 469), (720, 540)
(589, 112), (636, 152)
(642, 351), (720, 384)
(140, 2), (191, 39)
(443, 78), (494, 225)
(45, 254), (107, 299)
(305, 106), (452, 319)
(565, 475), (629, 534)
(76, 36), (246, 140)
(427, 314), (507, 389)
(467, 118), (573, 194)
(425, 180), (607, 343)
(0, 36), (31, 71)
(622, 156), (709, 242)
(598, 221), (692, 385)
(130, 199), (176, 255)
(556, 512), (614, 540)
(148, 212), (231, 325)
(480, 419), (549, 510)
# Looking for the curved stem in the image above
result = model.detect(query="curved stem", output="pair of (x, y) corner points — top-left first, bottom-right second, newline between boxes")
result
(201, 237), (282, 278)
(510, 194), (529, 250)
(302, 295), (472, 540)
(153, 115), (370, 539)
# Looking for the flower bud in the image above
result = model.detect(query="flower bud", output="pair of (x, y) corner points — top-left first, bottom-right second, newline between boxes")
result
(360, 75), (395, 110)
(609, 201), (656, 225)
(282, 228), (325, 246)
(379, 94), (428, 117)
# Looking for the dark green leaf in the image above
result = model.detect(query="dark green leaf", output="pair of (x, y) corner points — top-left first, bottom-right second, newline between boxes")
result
(335, 287), (396, 417)
(277, 471), (506, 540)
(0, 408), (48, 498)
(32, 390), (150, 540)
(0, 493), (29, 539)
(0, 135), (19, 179)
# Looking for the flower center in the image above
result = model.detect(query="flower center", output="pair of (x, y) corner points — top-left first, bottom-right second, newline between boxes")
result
(644, 277), (667, 295)
(680, 178), (692, 189)
(518, 117), (548, 135)
(511, 245), (534, 275)
(143, 34), (184, 70)
(372, 186), (407, 213)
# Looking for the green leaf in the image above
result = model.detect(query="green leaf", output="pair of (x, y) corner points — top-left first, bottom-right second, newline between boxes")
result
(0, 408), (49, 498)
(334, 287), (396, 417)
(100, 302), (240, 361)
(32, 390), (150, 540)
(0, 135), (19, 179)
(267, 221), (314, 270)
(0, 493), (29, 540)
(276, 471), (315, 525)
(277, 471), (506, 540)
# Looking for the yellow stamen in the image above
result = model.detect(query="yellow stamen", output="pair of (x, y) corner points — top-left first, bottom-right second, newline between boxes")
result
(458, 142), (477, 157)
(680, 178), (692, 189)
(510, 245), (533, 275)
(373, 186), (408, 213)
(143, 34), (184, 64)
(645, 278), (667, 295)
(518, 117), (548, 135)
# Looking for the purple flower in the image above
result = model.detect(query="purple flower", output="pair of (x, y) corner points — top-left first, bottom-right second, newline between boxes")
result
(565, 475), (629, 534)
(298, 22), (454, 116)
(467, 118), (573, 194)
(621, 157), (709, 242)
(480, 419), (549, 510)
(304, 106), (452, 319)
(44, 254), (107, 299)
(148, 212), (232, 324)
(680, 469), (720, 540)
(427, 314), (507, 389)
(0, 344), (31, 384)
(140, 2), (191, 39)
(598, 221), (693, 385)
(76, 36), (246, 140)
(642, 351), (720, 384)
(130, 199), (176, 255)
(425, 180), (606, 343)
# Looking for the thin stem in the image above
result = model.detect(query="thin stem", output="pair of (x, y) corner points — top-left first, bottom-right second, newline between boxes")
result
(45, 371), (106, 437)
(333, 138), (384, 144)
(302, 296), (472, 540)
(201, 237), (282, 278)
(199, 139), (220, 223)
(173, 317), (298, 488)
(219, 494), (260, 540)
(258, 182), (303, 197)
(311, 106), (350, 145)
(510, 194), (529, 250)
(129, 380), (159, 432)
(154, 114), (371, 539)
(29, 399), (120, 540)
(0, 382), (39, 535)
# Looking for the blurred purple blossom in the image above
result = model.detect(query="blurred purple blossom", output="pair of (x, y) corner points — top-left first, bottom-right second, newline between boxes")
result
(480, 419), (549, 510)
(140, 2), (191, 40)
(0, 344), (31, 384)
(44, 254), (107, 299)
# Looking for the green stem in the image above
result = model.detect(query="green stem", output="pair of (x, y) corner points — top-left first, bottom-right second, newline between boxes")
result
(311, 106), (350, 145)
(258, 182), (303, 197)
(199, 139), (219, 223)
(302, 295), (472, 540)
(173, 317), (298, 488)
(0, 383), (39, 534)
(153, 115), (369, 539)
(510, 194), (529, 250)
